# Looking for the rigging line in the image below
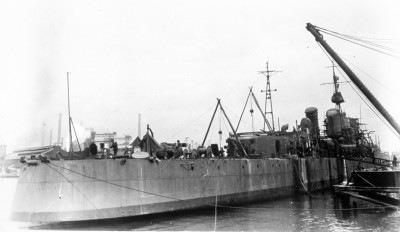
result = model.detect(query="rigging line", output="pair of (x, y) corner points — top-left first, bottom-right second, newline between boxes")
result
(250, 94), (254, 133)
(343, 36), (400, 53)
(321, 30), (400, 56)
(166, 105), (215, 141)
(46, 161), (394, 211)
(219, 106), (222, 132)
(334, 62), (398, 133)
(45, 163), (106, 218)
(317, 41), (381, 121)
(315, 26), (400, 42)
(224, 104), (253, 129)
(318, 28), (400, 55)
(315, 29), (400, 54)
(200, 159), (221, 196)
(316, 42), (400, 139)
(218, 108), (221, 147)
(317, 28), (400, 53)
(251, 91), (273, 131)
(219, 106), (222, 148)
(335, 66), (400, 140)
(48, 162), (190, 202)
(316, 42), (334, 63)
(70, 118), (82, 154)
(344, 37), (400, 54)
(235, 87), (253, 132)
(210, 114), (217, 143)
(221, 114), (230, 140)
(319, 30), (400, 59)
(218, 110), (225, 148)
(293, 160), (325, 199)
(340, 55), (393, 93)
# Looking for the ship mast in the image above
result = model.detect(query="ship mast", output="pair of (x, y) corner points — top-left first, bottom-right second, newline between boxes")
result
(67, 72), (73, 157)
(325, 62), (346, 112)
(306, 23), (400, 138)
(258, 62), (280, 132)
(332, 64), (340, 110)
(66, 72), (83, 158)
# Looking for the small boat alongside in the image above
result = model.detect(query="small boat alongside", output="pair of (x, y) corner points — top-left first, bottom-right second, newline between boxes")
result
(334, 167), (400, 209)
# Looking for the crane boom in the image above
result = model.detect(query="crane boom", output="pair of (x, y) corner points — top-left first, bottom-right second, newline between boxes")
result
(306, 23), (400, 138)
(251, 91), (273, 132)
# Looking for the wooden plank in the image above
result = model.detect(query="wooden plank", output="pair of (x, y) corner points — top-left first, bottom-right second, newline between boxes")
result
(334, 184), (400, 193)
(341, 191), (399, 210)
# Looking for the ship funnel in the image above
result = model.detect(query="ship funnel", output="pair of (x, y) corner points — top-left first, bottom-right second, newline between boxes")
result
(326, 108), (341, 137)
(305, 107), (319, 137)
(300, 118), (312, 132)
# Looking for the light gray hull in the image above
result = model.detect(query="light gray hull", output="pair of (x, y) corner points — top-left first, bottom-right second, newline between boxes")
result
(11, 158), (340, 222)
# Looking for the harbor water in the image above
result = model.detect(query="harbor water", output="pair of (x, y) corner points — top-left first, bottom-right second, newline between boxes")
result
(1, 178), (399, 231)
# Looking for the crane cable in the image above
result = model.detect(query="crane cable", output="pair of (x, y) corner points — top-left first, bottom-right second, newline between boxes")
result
(315, 26), (400, 47)
(166, 105), (215, 141)
(315, 26), (400, 59)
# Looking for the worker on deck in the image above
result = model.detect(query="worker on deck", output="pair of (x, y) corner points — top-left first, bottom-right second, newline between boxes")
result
(393, 155), (397, 167)
(110, 139), (118, 156)
(219, 147), (225, 157)
(89, 142), (98, 157)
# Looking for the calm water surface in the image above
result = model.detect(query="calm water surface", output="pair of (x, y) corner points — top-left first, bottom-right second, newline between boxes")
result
(1, 178), (399, 231)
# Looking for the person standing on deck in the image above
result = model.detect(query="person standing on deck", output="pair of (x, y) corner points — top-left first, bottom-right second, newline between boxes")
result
(110, 139), (118, 156)
(393, 155), (397, 167)
(89, 142), (98, 157)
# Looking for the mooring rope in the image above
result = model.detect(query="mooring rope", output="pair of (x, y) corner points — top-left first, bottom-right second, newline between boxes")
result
(292, 159), (326, 199)
(45, 162), (106, 218)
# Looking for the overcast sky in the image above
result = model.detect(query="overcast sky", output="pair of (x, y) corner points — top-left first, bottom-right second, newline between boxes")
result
(1, 0), (400, 152)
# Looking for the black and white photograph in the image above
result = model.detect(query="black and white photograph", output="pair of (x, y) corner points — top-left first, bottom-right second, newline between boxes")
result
(1, 0), (400, 231)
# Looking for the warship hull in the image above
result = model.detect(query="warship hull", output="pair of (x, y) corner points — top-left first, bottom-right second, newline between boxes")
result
(11, 157), (344, 222)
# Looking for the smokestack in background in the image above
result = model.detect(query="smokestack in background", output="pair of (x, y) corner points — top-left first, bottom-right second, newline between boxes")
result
(57, 113), (62, 144)
(41, 123), (45, 146)
(49, 130), (52, 145)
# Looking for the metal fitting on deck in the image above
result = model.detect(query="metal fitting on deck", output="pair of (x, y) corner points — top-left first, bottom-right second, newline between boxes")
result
(27, 160), (39, 166)
(39, 155), (50, 163)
